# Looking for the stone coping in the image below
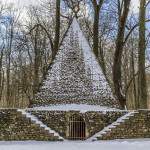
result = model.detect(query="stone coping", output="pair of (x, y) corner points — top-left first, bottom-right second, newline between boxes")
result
(1, 108), (149, 113)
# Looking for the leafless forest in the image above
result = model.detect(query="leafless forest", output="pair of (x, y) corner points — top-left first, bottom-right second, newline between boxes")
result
(0, 0), (149, 109)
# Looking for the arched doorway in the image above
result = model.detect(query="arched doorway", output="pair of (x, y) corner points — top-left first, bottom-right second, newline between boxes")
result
(68, 114), (86, 140)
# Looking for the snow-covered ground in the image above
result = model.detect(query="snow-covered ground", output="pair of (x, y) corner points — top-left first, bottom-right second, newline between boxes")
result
(0, 140), (150, 150)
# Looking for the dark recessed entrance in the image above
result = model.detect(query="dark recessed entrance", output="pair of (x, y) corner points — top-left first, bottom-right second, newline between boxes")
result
(68, 114), (86, 140)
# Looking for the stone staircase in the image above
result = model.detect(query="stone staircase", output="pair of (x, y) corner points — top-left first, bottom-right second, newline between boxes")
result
(0, 109), (63, 141)
(89, 111), (139, 141)
(17, 109), (64, 141)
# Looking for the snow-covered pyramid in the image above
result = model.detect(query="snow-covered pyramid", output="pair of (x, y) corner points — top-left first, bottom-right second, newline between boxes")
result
(32, 18), (120, 109)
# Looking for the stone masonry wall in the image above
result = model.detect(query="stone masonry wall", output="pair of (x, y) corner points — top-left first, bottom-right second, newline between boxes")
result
(0, 109), (60, 141)
(98, 110), (150, 140)
(29, 110), (126, 139)
(2, 109), (150, 141)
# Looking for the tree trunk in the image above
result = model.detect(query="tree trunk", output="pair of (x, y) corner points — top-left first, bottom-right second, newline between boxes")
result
(93, 4), (100, 58)
(6, 25), (14, 107)
(92, 0), (108, 79)
(33, 27), (40, 95)
(0, 50), (3, 102)
(113, 0), (131, 109)
(131, 42), (137, 109)
(138, 0), (147, 109)
(53, 0), (60, 59)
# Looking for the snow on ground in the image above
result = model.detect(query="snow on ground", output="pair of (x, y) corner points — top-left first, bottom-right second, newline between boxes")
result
(0, 140), (150, 150)
(28, 104), (121, 113)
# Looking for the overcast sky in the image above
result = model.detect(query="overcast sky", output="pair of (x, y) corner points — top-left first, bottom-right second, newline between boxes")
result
(0, 0), (139, 10)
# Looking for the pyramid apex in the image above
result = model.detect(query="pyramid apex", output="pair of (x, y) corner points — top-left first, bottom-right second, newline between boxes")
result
(70, 17), (81, 32)
(72, 17), (78, 23)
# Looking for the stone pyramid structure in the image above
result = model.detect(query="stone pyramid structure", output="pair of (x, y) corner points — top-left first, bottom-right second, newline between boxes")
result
(32, 18), (120, 109)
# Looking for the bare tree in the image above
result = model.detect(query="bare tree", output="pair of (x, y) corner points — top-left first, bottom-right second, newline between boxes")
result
(91, 0), (104, 57)
(53, 0), (61, 59)
(138, 0), (147, 109)
(113, 0), (131, 109)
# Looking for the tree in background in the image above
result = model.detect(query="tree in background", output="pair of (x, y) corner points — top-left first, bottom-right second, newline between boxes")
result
(91, 0), (104, 57)
(0, 0), (149, 109)
(53, 0), (61, 59)
(138, 0), (147, 109)
(113, 0), (131, 109)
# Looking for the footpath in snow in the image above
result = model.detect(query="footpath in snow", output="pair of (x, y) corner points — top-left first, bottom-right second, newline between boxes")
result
(0, 140), (150, 150)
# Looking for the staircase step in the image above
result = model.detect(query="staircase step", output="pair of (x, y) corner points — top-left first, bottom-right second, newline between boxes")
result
(17, 109), (64, 140)
(89, 111), (137, 141)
